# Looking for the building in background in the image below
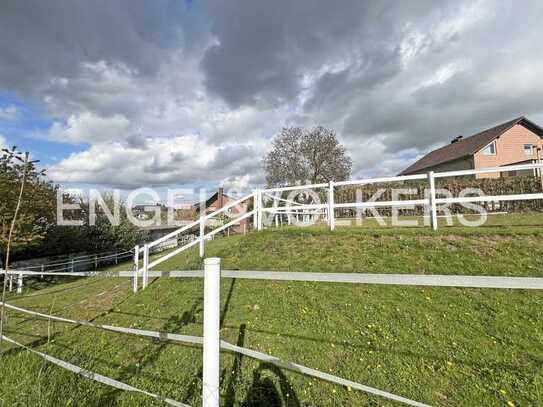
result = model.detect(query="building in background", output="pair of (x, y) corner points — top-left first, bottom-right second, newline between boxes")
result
(193, 188), (248, 233)
(400, 117), (543, 178)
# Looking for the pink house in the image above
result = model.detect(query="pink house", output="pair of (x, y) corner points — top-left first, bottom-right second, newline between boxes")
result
(400, 117), (543, 178)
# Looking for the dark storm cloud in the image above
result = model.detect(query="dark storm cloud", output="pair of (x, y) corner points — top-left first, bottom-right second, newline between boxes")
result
(314, 0), (543, 156)
(125, 133), (149, 150)
(201, 0), (439, 107)
(4, 0), (543, 186)
(201, 0), (543, 169)
(207, 144), (260, 176)
(0, 0), (190, 91)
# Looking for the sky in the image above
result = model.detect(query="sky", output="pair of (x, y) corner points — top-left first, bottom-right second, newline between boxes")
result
(2, 0), (543, 200)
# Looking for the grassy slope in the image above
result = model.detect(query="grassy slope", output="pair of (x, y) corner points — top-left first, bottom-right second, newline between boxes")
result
(1, 214), (543, 406)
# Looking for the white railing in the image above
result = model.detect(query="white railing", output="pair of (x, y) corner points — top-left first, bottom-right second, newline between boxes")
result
(5, 257), (543, 405)
(257, 162), (543, 232)
(12, 250), (134, 274)
(131, 162), (543, 292)
(198, 259), (543, 407)
(134, 192), (255, 291)
(2, 249), (135, 294)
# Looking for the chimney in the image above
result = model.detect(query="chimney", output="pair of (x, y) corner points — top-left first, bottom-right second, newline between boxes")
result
(218, 187), (224, 208)
(451, 135), (463, 144)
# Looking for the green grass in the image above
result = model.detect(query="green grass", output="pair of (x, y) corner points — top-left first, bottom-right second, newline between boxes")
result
(1, 213), (543, 406)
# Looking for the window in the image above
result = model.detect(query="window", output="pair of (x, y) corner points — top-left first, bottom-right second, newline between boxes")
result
(524, 144), (534, 155)
(482, 141), (496, 155)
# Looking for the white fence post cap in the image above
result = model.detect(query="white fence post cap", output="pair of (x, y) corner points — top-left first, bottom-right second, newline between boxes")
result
(204, 257), (221, 266)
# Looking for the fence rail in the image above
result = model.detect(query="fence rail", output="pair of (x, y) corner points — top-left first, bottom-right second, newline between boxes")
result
(133, 192), (255, 292)
(13, 250), (133, 272)
(5, 258), (543, 405)
(257, 162), (543, 232)
(3, 249), (135, 294)
(0, 334), (189, 407)
(200, 259), (543, 407)
(129, 162), (543, 294)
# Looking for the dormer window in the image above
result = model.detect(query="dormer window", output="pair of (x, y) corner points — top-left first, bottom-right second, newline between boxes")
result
(524, 144), (534, 155)
(482, 140), (496, 156)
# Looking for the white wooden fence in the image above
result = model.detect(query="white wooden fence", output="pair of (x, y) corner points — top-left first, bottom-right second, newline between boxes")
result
(3, 249), (134, 294)
(134, 192), (255, 292)
(259, 162), (543, 232)
(5, 162), (543, 404)
(5, 259), (543, 406)
(130, 162), (543, 294)
(197, 259), (543, 407)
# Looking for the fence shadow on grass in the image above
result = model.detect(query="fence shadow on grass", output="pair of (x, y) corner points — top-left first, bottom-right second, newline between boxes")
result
(222, 322), (301, 407)
(182, 278), (236, 403)
(224, 323), (246, 407)
(183, 278), (238, 405)
(95, 298), (203, 405)
(240, 362), (300, 407)
(174, 277), (302, 406)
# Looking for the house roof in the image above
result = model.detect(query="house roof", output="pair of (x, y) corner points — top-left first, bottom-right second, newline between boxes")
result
(192, 191), (229, 211)
(400, 116), (543, 175)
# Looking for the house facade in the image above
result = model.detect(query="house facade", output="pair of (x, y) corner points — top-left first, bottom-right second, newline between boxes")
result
(193, 188), (249, 233)
(400, 117), (543, 178)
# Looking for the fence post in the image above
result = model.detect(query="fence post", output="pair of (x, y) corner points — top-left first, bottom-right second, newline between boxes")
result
(428, 171), (438, 230)
(202, 257), (221, 407)
(537, 149), (543, 191)
(253, 190), (258, 231)
(257, 189), (263, 231)
(273, 193), (279, 228)
(40, 264), (44, 279)
(200, 216), (205, 258)
(328, 181), (335, 231)
(17, 272), (23, 294)
(94, 255), (98, 269)
(133, 245), (139, 293)
(356, 187), (363, 226)
(9, 274), (13, 292)
(142, 244), (149, 289)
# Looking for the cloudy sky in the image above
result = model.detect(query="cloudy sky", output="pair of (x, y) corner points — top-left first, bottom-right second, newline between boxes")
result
(2, 0), (543, 197)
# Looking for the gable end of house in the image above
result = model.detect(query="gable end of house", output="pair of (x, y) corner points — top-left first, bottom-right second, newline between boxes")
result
(400, 117), (543, 175)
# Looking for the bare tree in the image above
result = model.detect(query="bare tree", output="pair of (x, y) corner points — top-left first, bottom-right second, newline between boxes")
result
(263, 126), (352, 186)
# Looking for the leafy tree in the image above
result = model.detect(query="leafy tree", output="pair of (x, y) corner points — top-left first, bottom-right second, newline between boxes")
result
(0, 147), (56, 263)
(0, 147), (144, 262)
(76, 194), (145, 253)
(0, 147), (55, 342)
(263, 126), (352, 186)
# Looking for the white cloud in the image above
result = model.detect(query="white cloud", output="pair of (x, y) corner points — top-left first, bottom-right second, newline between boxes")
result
(49, 111), (131, 144)
(47, 135), (262, 188)
(221, 174), (254, 191)
(44, 58), (273, 188)
(0, 105), (18, 120)
(4, 0), (543, 191)
(0, 134), (6, 149)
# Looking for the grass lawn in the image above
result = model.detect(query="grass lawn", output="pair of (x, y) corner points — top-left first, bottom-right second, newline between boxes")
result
(1, 213), (543, 406)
